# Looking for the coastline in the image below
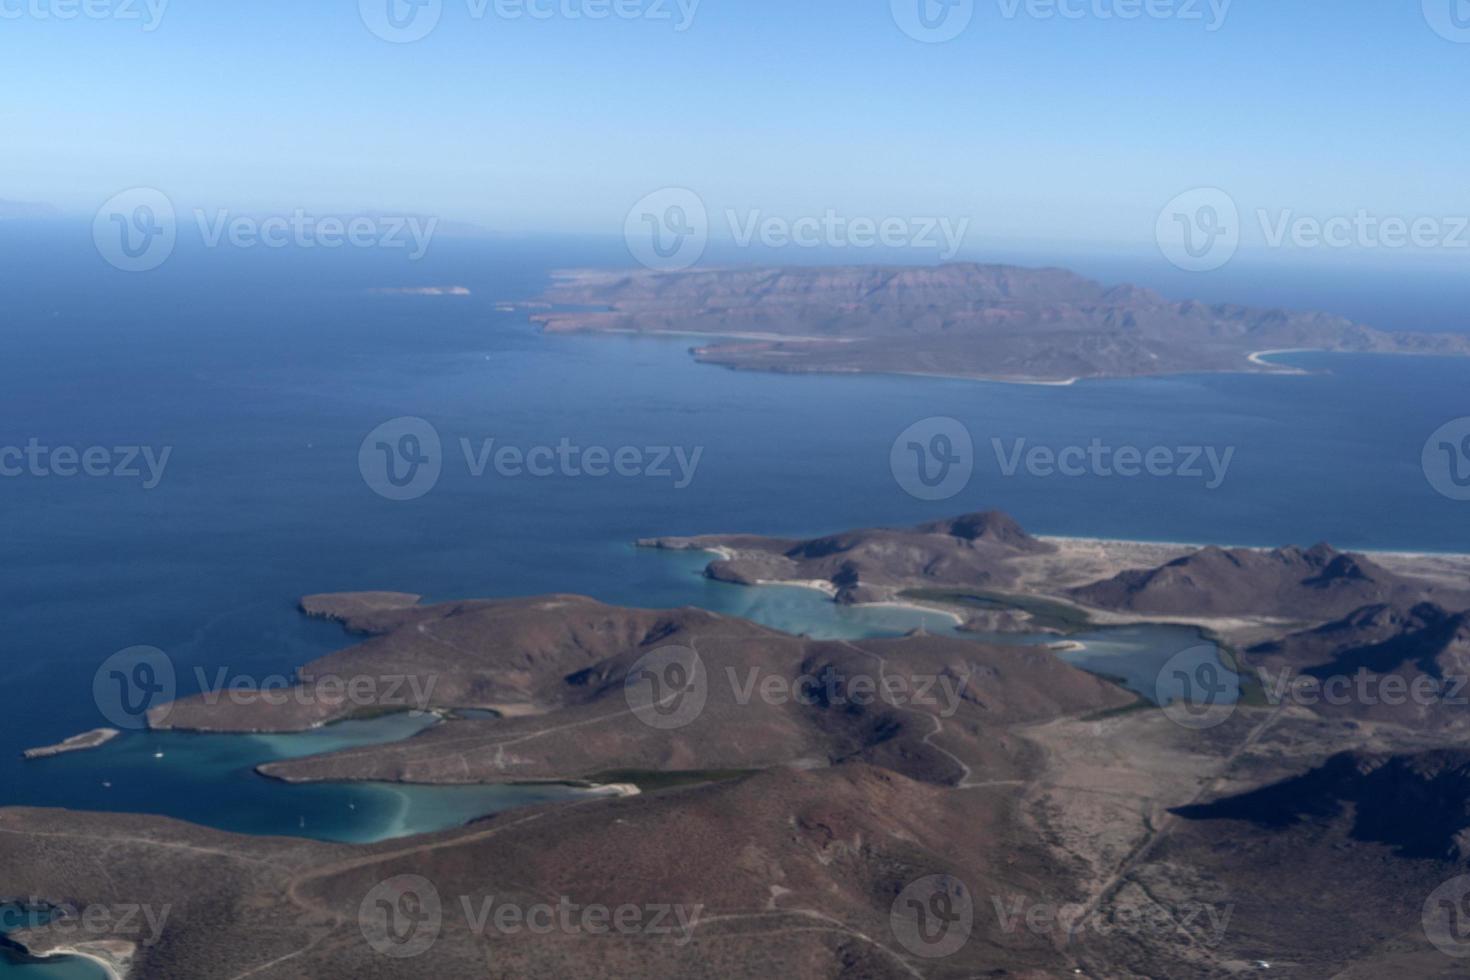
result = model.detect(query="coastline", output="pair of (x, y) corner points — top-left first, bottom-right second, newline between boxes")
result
(22, 728), (120, 760)
(1038, 533), (1470, 562)
(667, 536), (1470, 635)
(746, 577), (964, 625)
(57, 949), (123, 980)
(683, 532), (1470, 567)
(1246, 347), (1316, 368)
(537, 320), (1470, 388)
(22, 946), (126, 980)
(844, 598), (966, 625)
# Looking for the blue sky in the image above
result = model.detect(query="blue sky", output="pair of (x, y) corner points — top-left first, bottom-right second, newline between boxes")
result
(4, 0), (1468, 254)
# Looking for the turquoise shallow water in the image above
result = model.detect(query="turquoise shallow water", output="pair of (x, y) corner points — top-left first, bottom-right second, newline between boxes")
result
(16, 556), (1223, 848)
(24, 712), (610, 844)
(0, 949), (107, 980)
(1, 909), (110, 980)
(0, 575), (1229, 978)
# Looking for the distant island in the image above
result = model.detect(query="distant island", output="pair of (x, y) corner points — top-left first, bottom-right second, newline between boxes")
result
(531, 264), (1470, 383)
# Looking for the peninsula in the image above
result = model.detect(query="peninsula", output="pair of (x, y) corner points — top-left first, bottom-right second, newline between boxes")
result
(8, 514), (1470, 977)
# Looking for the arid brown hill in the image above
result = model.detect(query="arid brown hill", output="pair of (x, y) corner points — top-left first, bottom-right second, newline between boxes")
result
(2, 594), (1142, 980)
(641, 511), (1054, 603)
(1070, 543), (1460, 620)
(1175, 750), (1470, 860)
(0, 762), (1082, 980)
(1060, 750), (1470, 978)
(151, 593), (1130, 787)
(1244, 602), (1470, 731)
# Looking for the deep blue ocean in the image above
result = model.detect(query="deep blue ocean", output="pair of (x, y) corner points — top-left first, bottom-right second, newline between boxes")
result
(2, 221), (1468, 974)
